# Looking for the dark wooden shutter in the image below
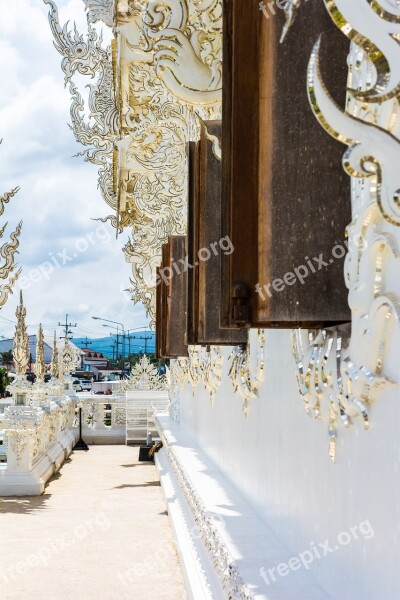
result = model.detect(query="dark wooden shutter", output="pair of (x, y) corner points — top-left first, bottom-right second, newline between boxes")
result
(186, 141), (200, 346)
(155, 266), (164, 358)
(221, 0), (351, 328)
(156, 237), (188, 358)
(187, 122), (247, 345)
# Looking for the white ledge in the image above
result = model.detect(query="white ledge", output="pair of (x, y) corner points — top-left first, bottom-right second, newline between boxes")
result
(155, 415), (330, 600)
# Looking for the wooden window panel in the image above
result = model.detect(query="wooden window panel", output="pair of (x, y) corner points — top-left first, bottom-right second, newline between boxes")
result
(187, 123), (247, 345)
(156, 237), (189, 358)
(221, 0), (352, 328)
(155, 266), (164, 358)
(186, 141), (200, 346)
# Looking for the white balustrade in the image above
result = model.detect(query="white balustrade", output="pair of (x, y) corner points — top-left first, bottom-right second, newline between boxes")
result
(0, 395), (76, 496)
(78, 391), (169, 444)
(78, 394), (127, 444)
(0, 388), (170, 496)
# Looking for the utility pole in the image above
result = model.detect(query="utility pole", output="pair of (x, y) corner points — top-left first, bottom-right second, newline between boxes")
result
(58, 314), (77, 341)
(108, 331), (123, 361)
(126, 335), (133, 357)
(80, 337), (92, 348)
(131, 334), (152, 355)
(78, 338), (92, 369)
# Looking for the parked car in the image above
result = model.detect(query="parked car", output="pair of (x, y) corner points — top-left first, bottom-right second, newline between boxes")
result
(80, 380), (92, 391)
(73, 379), (83, 392)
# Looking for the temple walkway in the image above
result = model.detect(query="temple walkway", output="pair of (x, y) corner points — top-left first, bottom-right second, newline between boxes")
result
(0, 446), (187, 600)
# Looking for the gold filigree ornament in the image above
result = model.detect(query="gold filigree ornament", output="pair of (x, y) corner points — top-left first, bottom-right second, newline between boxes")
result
(169, 356), (191, 389)
(301, 11), (400, 460)
(51, 332), (60, 380)
(201, 346), (223, 404)
(228, 330), (266, 416)
(46, 0), (223, 322)
(46, 331), (64, 397)
(83, 0), (115, 27)
(6, 292), (32, 401)
(280, 0), (303, 44)
(32, 324), (48, 406)
(0, 141), (22, 307)
(12, 292), (29, 378)
(44, 0), (119, 219)
(308, 36), (400, 227)
(116, 354), (167, 391)
(59, 339), (81, 379)
(113, 1), (221, 319)
(324, 0), (400, 104)
(291, 324), (396, 462)
(141, 0), (222, 106)
(167, 345), (223, 403)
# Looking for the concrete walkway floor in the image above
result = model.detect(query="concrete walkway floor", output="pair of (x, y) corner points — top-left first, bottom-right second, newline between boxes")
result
(0, 446), (187, 600)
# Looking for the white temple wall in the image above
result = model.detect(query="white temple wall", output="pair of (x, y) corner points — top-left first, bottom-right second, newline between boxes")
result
(178, 329), (400, 599)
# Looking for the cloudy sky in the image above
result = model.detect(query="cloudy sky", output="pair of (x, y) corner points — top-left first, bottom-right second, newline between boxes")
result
(0, 0), (149, 341)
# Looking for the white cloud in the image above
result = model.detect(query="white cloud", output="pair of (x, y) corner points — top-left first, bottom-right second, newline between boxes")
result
(0, 1), (149, 340)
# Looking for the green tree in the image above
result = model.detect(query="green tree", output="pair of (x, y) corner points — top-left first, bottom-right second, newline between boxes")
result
(1, 350), (13, 368)
(0, 367), (11, 396)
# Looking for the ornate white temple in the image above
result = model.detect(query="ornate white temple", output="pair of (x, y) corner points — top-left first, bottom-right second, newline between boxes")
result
(3, 1), (397, 598)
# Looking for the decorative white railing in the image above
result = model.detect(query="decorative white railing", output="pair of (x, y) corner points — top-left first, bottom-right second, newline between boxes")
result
(77, 394), (127, 443)
(77, 392), (169, 443)
(0, 389), (171, 495)
(0, 395), (76, 496)
(126, 391), (169, 444)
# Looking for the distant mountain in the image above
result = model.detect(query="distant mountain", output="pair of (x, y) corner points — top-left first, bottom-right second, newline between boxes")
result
(74, 331), (155, 359)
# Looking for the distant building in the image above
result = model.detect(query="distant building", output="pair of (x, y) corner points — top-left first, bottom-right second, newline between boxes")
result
(0, 335), (53, 365)
(81, 348), (108, 369)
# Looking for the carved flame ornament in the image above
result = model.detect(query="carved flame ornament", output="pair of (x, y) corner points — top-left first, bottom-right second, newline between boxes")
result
(280, 0), (303, 43)
(12, 291), (29, 378)
(59, 339), (81, 378)
(294, 0), (400, 461)
(168, 345), (223, 404)
(117, 0), (222, 318)
(44, 0), (119, 222)
(229, 331), (266, 415)
(116, 354), (166, 391)
(83, 0), (115, 26)
(51, 331), (60, 380)
(46, 2), (262, 417)
(46, 331), (65, 397)
(32, 324), (49, 405)
(7, 292), (32, 401)
(45, 0), (222, 320)
(0, 141), (22, 307)
(34, 324), (45, 384)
